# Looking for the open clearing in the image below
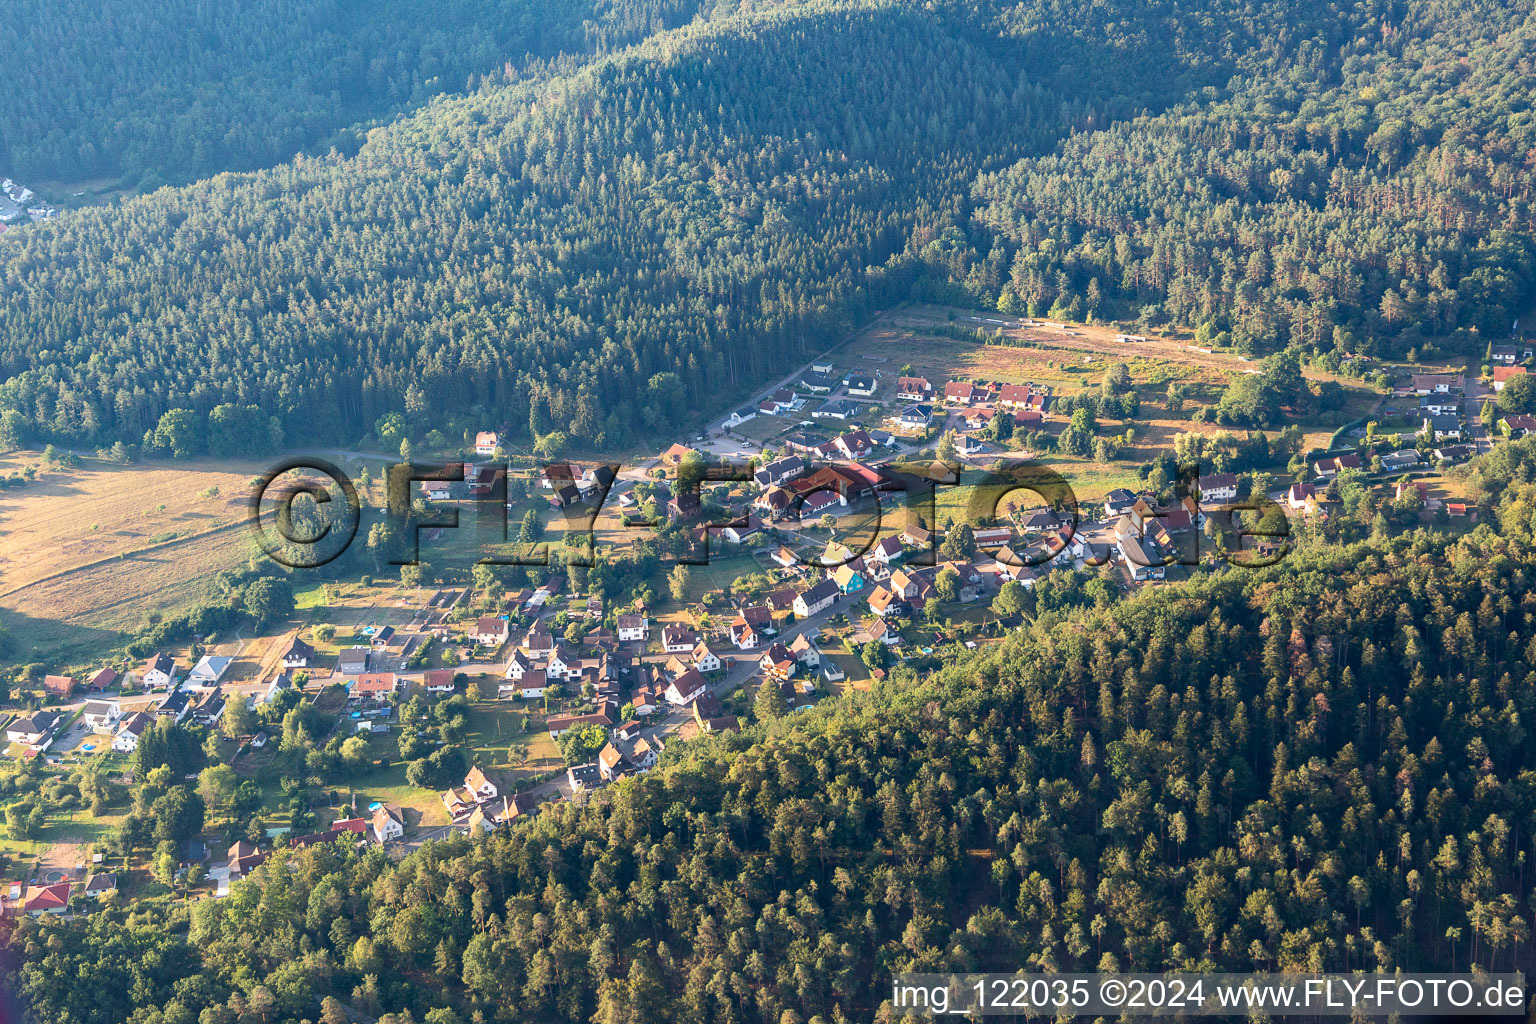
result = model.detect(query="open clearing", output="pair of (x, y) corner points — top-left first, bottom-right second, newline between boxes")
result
(0, 455), (262, 662)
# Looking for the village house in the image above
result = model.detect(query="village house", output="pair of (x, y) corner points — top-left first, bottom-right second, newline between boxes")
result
(718, 515), (764, 545)
(567, 762), (603, 792)
(869, 536), (904, 566)
(867, 584), (901, 617)
(664, 668), (708, 706)
(140, 653), (177, 690)
(278, 636), (314, 669)
(191, 692), (227, 729)
(597, 742), (634, 782)
(724, 405), (758, 428)
(42, 674), (75, 699)
(336, 647), (370, 675)
(112, 712), (153, 753)
(788, 633), (821, 669)
(501, 667), (546, 700)
(187, 655), (232, 688)
(899, 524), (932, 548)
(661, 624), (698, 653)
(728, 615), (763, 649)
(662, 443), (700, 467)
(895, 376), (933, 400)
(1491, 344), (1518, 366)
(1313, 453), (1363, 479)
(1424, 414), (1462, 441)
(844, 370), (876, 396)
(1418, 393), (1459, 417)
(546, 703), (617, 738)
(616, 614), (649, 642)
(502, 649), (533, 681)
(889, 404), (933, 431)
(829, 429), (877, 461)
(547, 644), (584, 682)
(5, 711), (61, 746)
(1500, 413), (1536, 437)
(830, 563), (866, 594)
(1113, 517), (1168, 582)
(755, 486), (795, 519)
(754, 456), (803, 490)
(793, 579), (839, 617)
(692, 642), (723, 672)
(81, 700), (121, 733)
(522, 627), (556, 658)
(970, 525), (1013, 550)
(759, 642), (797, 680)
(21, 882), (71, 917)
(471, 617), (511, 647)
(1493, 365), (1527, 392)
(996, 385), (1047, 413)
(943, 381), (988, 406)
(1103, 489), (1138, 518)
(156, 690), (192, 724)
(464, 794), (534, 833)
(1286, 482), (1317, 511)
(666, 491), (702, 520)
(86, 667), (119, 691)
(814, 398), (862, 420)
(258, 672), (295, 706)
(423, 669), (457, 695)
(1433, 444), (1473, 462)
(1410, 373), (1460, 394)
(371, 806), (405, 844)
(351, 672), (399, 704)
(1197, 472), (1239, 504)
(538, 462), (578, 491)
(83, 873), (118, 901)
(464, 765), (499, 802)
(226, 840), (268, 878)
(475, 431), (500, 456)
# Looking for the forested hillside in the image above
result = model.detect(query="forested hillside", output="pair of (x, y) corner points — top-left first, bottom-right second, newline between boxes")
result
(0, 0), (707, 186)
(969, 0), (1536, 353)
(10, 531), (1536, 1023)
(0, 0), (1146, 453)
(1, 0), (1534, 450)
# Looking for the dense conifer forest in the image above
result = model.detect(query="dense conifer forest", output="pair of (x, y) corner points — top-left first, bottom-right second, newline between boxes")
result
(0, 0), (708, 185)
(9, 523), (1536, 1023)
(0, 0), (1531, 453)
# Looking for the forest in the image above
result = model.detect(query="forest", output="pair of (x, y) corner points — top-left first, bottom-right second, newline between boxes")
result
(0, 0), (1532, 454)
(0, 0), (709, 186)
(8, 520), (1536, 1023)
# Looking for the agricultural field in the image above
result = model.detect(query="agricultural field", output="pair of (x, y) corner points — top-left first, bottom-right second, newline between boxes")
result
(844, 306), (1240, 394)
(0, 455), (263, 663)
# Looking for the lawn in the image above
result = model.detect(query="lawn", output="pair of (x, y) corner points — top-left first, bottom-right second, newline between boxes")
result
(462, 701), (562, 781)
(322, 700), (564, 827)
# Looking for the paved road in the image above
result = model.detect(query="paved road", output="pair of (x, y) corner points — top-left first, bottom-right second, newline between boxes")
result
(1464, 368), (1491, 441)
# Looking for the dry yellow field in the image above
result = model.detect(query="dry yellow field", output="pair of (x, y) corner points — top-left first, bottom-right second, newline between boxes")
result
(0, 454), (264, 662)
